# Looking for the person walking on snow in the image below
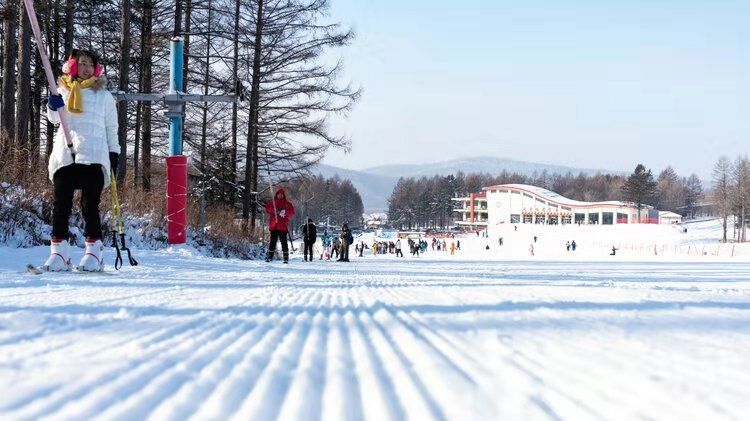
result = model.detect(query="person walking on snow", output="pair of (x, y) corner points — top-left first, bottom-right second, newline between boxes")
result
(450, 242), (455, 255)
(301, 218), (317, 262)
(43, 49), (120, 272)
(338, 224), (353, 262)
(320, 230), (331, 260)
(265, 188), (295, 263)
(395, 239), (403, 257)
(571, 240), (577, 251)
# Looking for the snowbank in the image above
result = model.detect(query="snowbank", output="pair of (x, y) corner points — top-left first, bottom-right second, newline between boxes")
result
(0, 183), (265, 259)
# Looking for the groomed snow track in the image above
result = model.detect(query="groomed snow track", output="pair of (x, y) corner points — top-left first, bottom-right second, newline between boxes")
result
(1, 247), (750, 420)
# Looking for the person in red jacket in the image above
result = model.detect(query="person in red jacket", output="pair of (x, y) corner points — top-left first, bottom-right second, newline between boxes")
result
(265, 188), (295, 263)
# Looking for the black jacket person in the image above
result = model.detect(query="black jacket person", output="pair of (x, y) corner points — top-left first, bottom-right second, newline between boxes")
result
(338, 224), (354, 262)
(301, 219), (317, 262)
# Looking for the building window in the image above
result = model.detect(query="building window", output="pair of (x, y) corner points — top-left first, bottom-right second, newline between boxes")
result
(535, 215), (545, 224)
(524, 193), (533, 199)
(575, 213), (586, 224)
(562, 216), (572, 224)
(523, 215), (533, 224)
(511, 190), (521, 195)
(588, 213), (599, 224)
(511, 214), (520, 223)
(602, 212), (614, 225)
(536, 198), (546, 205)
(617, 213), (628, 224)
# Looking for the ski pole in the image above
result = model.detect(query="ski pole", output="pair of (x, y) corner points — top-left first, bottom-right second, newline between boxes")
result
(109, 170), (138, 269)
(22, 0), (76, 157)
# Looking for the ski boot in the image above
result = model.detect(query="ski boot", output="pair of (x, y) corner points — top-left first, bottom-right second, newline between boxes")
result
(283, 252), (289, 264)
(78, 239), (104, 272)
(43, 239), (72, 272)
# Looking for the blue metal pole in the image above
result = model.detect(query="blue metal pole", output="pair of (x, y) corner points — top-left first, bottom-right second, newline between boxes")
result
(169, 37), (184, 156)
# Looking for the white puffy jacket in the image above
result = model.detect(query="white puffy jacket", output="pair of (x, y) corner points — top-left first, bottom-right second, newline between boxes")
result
(47, 78), (120, 188)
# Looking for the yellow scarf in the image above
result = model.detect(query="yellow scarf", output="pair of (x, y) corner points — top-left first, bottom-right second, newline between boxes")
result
(60, 75), (97, 114)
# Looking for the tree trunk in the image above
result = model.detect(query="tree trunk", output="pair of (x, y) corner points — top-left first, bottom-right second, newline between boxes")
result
(199, 0), (211, 176)
(64, 0), (72, 53)
(244, 0), (263, 228)
(31, 53), (43, 159)
(46, 0), (61, 157)
(15, 0), (31, 162)
(116, 0), (131, 180)
(230, 0), (239, 207)
(182, 0), (190, 92)
(1, 0), (18, 142)
(141, 0), (152, 191)
(173, 0), (181, 37)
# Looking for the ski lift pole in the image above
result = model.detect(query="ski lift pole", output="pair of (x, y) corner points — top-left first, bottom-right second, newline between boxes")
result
(22, 0), (75, 156)
(109, 37), (237, 246)
(165, 38), (188, 245)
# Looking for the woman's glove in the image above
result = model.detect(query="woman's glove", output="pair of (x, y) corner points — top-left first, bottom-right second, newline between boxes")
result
(110, 152), (120, 177)
(47, 94), (65, 111)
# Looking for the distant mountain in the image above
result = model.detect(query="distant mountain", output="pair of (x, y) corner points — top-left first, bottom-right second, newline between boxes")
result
(316, 157), (622, 213)
(313, 164), (399, 212)
(361, 156), (621, 179)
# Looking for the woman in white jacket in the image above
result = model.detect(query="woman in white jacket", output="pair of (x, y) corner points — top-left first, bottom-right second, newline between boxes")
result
(43, 49), (120, 272)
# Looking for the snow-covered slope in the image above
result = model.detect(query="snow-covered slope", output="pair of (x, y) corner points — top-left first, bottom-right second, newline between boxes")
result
(1, 227), (750, 419)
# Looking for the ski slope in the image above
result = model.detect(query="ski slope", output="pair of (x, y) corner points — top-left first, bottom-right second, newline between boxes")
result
(1, 238), (750, 420)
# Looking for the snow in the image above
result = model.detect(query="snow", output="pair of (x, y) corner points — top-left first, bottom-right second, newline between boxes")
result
(1, 220), (749, 419)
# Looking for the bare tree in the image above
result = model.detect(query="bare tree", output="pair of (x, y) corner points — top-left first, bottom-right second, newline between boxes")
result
(1, 0), (18, 142)
(734, 156), (750, 242)
(14, 0), (32, 161)
(117, 0), (132, 179)
(713, 156), (732, 242)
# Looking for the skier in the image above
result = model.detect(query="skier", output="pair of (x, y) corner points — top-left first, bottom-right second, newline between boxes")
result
(450, 242), (455, 255)
(529, 244), (535, 256)
(395, 239), (403, 257)
(359, 240), (365, 257)
(571, 240), (577, 251)
(42, 49), (119, 272)
(320, 230), (331, 260)
(566, 241), (571, 252)
(301, 218), (317, 262)
(338, 224), (353, 262)
(498, 237), (504, 246)
(456, 240), (461, 250)
(265, 188), (295, 263)
(533, 235), (538, 243)
(610, 246), (618, 256)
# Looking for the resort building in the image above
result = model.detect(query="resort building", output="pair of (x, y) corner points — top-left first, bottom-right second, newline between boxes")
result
(452, 184), (682, 228)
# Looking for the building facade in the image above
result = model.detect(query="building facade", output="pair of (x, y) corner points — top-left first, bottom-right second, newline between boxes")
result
(453, 184), (682, 228)
(487, 184), (683, 226)
(451, 192), (488, 229)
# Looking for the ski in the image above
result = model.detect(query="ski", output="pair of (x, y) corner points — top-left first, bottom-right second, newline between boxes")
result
(26, 264), (113, 276)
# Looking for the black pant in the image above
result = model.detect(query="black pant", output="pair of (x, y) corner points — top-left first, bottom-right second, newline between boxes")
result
(396, 249), (403, 257)
(268, 230), (289, 260)
(339, 243), (350, 261)
(303, 241), (315, 261)
(52, 163), (104, 240)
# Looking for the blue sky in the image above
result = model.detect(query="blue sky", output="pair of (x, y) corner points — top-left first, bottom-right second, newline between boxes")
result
(322, 0), (749, 179)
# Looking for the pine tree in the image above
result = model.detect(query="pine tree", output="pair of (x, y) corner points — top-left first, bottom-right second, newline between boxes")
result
(621, 164), (657, 221)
